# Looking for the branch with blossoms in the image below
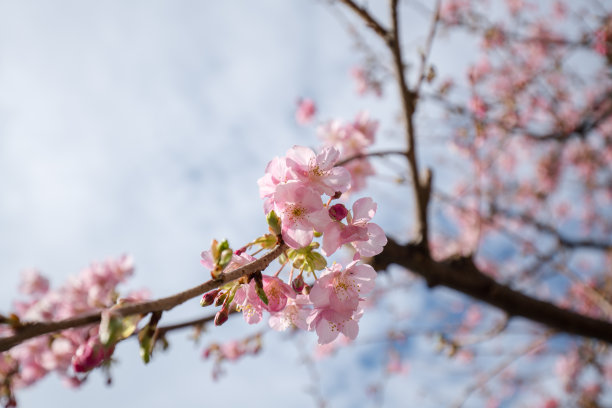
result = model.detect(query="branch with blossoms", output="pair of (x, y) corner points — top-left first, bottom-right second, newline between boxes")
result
(0, 128), (388, 406)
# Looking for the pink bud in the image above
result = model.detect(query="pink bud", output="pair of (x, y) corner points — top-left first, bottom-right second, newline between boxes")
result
(200, 290), (220, 307)
(329, 204), (348, 221)
(292, 275), (305, 293)
(214, 307), (229, 326)
(72, 337), (114, 373)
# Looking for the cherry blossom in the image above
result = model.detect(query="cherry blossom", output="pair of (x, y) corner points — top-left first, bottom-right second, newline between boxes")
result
(272, 181), (330, 248)
(295, 98), (316, 125)
(322, 198), (387, 257)
(285, 145), (351, 196)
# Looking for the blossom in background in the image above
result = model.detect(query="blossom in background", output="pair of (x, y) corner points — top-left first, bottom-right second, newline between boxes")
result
(295, 98), (316, 125)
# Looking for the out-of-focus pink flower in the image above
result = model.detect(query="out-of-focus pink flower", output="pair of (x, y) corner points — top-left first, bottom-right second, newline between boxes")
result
(295, 98), (316, 125)
(351, 66), (382, 97)
(468, 95), (488, 120)
(71, 335), (114, 373)
(19, 269), (49, 296)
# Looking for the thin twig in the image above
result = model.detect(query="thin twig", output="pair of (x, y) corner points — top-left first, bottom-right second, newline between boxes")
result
(0, 242), (288, 352)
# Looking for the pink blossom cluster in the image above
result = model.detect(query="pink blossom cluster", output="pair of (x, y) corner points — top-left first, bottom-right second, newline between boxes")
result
(257, 144), (384, 250)
(0, 256), (148, 394)
(201, 262), (378, 345)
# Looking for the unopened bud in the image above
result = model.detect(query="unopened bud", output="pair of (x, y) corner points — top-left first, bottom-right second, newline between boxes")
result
(214, 291), (227, 307)
(329, 203), (348, 221)
(214, 307), (229, 326)
(200, 290), (220, 307)
(291, 275), (305, 293)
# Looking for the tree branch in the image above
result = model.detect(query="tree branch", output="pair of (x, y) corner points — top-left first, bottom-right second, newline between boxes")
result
(388, 0), (430, 248)
(371, 237), (612, 344)
(336, 0), (390, 40)
(0, 242), (288, 352)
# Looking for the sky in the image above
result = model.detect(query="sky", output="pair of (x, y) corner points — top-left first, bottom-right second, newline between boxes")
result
(0, 1), (439, 407)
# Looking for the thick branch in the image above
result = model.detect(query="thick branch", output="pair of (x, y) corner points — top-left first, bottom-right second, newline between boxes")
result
(372, 237), (612, 344)
(0, 243), (288, 352)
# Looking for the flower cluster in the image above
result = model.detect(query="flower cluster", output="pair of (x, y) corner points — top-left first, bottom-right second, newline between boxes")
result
(202, 141), (385, 344)
(0, 257), (148, 399)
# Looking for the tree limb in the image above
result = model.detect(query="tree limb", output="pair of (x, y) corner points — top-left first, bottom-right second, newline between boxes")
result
(371, 237), (612, 344)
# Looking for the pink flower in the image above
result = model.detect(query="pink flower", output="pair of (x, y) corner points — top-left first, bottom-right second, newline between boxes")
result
(307, 262), (377, 344)
(19, 269), (49, 296)
(257, 156), (296, 212)
(286, 145), (351, 196)
(351, 66), (382, 97)
(307, 307), (361, 344)
(233, 275), (295, 324)
(268, 295), (311, 331)
(468, 95), (488, 120)
(273, 181), (331, 248)
(295, 98), (316, 125)
(343, 158), (376, 194)
(258, 275), (295, 313)
(322, 197), (387, 257)
(233, 284), (264, 324)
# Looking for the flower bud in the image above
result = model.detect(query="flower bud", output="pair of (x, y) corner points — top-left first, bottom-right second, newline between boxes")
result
(214, 291), (227, 307)
(214, 307), (229, 326)
(291, 275), (305, 293)
(200, 290), (220, 307)
(329, 203), (348, 221)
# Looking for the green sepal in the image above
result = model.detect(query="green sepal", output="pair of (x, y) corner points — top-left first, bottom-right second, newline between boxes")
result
(253, 233), (278, 249)
(100, 312), (140, 346)
(218, 249), (233, 268)
(254, 277), (269, 305)
(138, 331), (153, 364)
(266, 210), (282, 235)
